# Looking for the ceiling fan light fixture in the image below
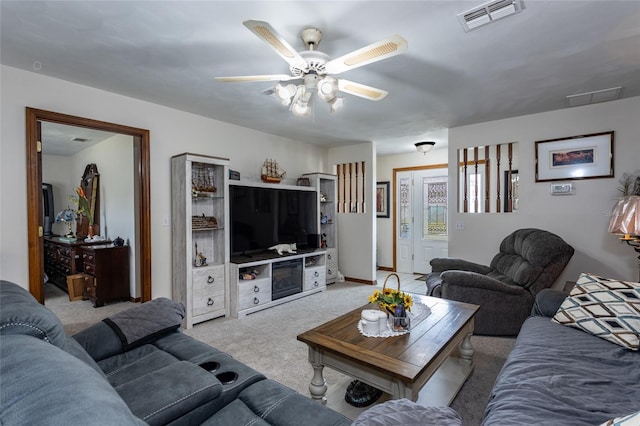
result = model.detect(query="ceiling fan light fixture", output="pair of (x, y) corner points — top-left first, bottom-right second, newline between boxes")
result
(317, 76), (339, 102)
(329, 97), (344, 113)
(291, 101), (311, 117)
(415, 141), (436, 154)
(220, 20), (408, 118)
(275, 82), (296, 105)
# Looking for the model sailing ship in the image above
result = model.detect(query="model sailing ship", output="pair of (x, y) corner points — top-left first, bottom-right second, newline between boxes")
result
(261, 158), (286, 183)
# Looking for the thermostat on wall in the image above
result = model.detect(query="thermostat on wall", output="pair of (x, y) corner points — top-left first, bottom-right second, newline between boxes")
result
(550, 183), (574, 195)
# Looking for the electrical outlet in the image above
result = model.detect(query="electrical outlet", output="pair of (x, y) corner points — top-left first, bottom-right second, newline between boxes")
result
(456, 221), (464, 231)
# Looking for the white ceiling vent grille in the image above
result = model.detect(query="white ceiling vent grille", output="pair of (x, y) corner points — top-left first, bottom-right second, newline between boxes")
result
(458, 0), (523, 32)
(566, 87), (622, 107)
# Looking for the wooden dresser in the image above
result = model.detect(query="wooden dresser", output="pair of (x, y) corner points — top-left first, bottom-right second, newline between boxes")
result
(44, 237), (107, 291)
(81, 244), (130, 307)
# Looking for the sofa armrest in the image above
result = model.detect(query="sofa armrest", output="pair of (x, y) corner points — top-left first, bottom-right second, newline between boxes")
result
(430, 258), (491, 274)
(531, 288), (569, 317)
(73, 298), (185, 361)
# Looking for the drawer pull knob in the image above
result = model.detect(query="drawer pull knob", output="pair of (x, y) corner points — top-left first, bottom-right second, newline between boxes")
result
(314, 281), (319, 287)
(328, 254), (332, 259)
(207, 298), (214, 306)
(207, 276), (214, 284)
(253, 285), (260, 293)
(253, 297), (260, 305)
(314, 271), (319, 277)
(328, 269), (332, 274)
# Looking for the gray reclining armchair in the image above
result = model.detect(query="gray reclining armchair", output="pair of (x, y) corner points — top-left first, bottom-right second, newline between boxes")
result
(425, 228), (574, 336)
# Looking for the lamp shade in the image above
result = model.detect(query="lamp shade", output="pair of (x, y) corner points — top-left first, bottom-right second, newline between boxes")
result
(55, 208), (76, 223)
(608, 195), (640, 236)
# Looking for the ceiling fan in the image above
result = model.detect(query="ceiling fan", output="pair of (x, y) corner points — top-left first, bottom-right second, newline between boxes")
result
(215, 20), (408, 116)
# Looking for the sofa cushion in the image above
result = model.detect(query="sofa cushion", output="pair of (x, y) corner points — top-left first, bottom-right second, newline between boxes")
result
(483, 316), (640, 425)
(201, 378), (351, 426)
(115, 360), (223, 426)
(101, 346), (179, 387)
(352, 399), (462, 426)
(552, 273), (640, 350)
(0, 280), (66, 346)
(200, 399), (272, 426)
(0, 334), (145, 426)
(0, 280), (106, 377)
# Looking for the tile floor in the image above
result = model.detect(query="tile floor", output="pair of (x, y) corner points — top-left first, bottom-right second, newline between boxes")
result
(374, 270), (426, 295)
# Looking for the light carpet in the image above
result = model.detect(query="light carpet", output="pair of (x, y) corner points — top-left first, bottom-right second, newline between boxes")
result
(46, 281), (515, 426)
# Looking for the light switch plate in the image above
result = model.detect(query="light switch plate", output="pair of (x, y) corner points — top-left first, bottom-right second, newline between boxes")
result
(550, 183), (574, 195)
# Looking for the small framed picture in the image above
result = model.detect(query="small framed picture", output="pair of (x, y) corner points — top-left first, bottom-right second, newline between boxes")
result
(376, 182), (390, 218)
(535, 131), (614, 182)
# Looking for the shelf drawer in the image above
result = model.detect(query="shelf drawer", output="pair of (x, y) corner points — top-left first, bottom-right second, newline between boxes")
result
(305, 267), (326, 291)
(326, 266), (337, 282)
(238, 278), (271, 310)
(192, 266), (225, 316)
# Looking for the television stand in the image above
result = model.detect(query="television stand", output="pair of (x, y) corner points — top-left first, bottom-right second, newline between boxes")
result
(229, 250), (327, 318)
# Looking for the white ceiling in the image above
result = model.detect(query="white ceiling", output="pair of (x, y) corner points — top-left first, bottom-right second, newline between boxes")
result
(2, 1), (639, 155)
(41, 122), (116, 156)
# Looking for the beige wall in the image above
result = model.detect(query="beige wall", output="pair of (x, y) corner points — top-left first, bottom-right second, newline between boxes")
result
(1, 65), (330, 298)
(328, 142), (377, 283)
(375, 98), (640, 285)
(448, 96), (640, 285)
(375, 148), (449, 269)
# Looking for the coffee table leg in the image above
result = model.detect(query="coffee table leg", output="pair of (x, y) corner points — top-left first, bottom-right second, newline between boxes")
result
(458, 333), (474, 367)
(308, 348), (328, 404)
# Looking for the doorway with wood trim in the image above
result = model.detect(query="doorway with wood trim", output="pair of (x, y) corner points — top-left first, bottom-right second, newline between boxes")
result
(393, 164), (448, 274)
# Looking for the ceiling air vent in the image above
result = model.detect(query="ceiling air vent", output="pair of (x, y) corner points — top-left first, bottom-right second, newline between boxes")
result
(566, 87), (622, 107)
(458, 0), (523, 32)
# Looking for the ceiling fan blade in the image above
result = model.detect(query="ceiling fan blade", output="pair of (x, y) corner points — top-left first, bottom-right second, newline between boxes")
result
(338, 79), (388, 101)
(243, 20), (308, 71)
(215, 74), (297, 83)
(325, 35), (408, 75)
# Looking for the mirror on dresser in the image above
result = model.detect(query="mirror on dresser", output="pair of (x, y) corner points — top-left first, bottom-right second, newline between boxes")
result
(26, 108), (151, 304)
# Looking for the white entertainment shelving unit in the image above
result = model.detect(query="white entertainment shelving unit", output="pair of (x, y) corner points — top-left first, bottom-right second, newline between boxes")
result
(171, 153), (229, 328)
(229, 251), (326, 318)
(303, 173), (339, 284)
(228, 180), (327, 318)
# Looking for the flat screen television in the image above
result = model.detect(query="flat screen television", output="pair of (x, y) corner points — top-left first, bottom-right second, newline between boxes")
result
(42, 183), (54, 236)
(230, 185), (317, 256)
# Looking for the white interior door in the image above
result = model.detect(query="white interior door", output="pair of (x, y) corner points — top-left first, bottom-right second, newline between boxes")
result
(395, 168), (448, 274)
(412, 170), (448, 274)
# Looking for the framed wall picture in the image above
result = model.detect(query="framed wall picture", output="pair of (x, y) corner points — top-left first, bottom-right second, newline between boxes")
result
(376, 181), (390, 218)
(535, 131), (614, 182)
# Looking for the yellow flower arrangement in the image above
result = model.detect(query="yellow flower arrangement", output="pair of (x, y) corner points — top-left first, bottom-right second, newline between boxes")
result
(368, 287), (413, 314)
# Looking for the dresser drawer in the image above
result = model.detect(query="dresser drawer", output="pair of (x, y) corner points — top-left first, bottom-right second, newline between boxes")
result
(238, 278), (271, 310)
(192, 266), (225, 316)
(305, 267), (326, 291)
(82, 250), (96, 266)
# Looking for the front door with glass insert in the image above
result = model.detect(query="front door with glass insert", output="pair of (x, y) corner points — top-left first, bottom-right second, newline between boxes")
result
(396, 168), (448, 274)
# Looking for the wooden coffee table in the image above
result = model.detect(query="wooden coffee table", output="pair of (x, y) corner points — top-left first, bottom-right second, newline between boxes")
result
(297, 294), (479, 406)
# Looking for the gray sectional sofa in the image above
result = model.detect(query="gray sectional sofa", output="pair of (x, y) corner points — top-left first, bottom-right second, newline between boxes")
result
(0, 280), (352, 426)
(482, 289), (640, 425)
